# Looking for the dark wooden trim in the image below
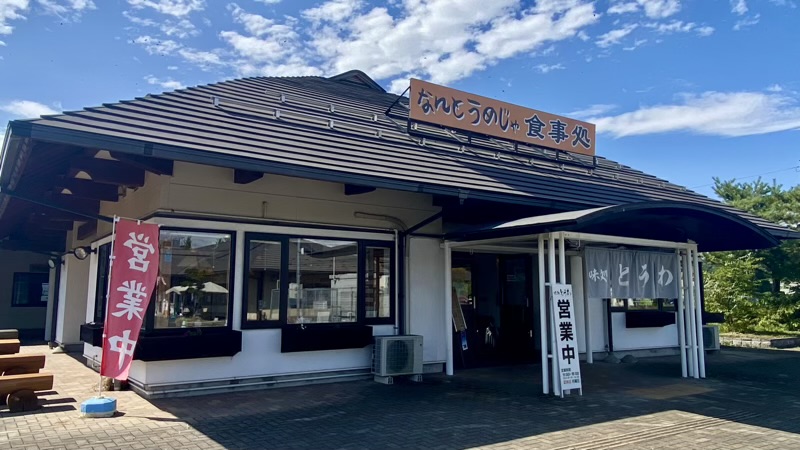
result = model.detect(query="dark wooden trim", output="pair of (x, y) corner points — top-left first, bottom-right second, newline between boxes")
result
(69, 158), (145, 187)
(234, 169), (263, 184)
(77, 220), (97, 241)
(109, 152), (174, 176)
(280, 324), (372, 353)
(134, 330), (243, 361)
(53, 178), (120, 202)
(344, 184), (376, 196)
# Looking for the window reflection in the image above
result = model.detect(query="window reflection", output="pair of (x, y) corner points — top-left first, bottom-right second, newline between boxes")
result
(288, 238), (358, 324)
(245, 240), (282, 323)
(155, 230), (232, 329)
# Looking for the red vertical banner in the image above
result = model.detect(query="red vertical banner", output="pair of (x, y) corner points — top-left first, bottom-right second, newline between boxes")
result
(100, 218), (160, 381)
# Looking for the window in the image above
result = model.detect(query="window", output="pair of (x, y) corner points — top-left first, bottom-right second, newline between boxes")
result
(289, 238), (358, 324)
(244, 239), (283, 325)
(365, 246), (392, 319)
(609, 298), (676, 312)
(94, 243), (111, 322)
(242, 234), (395, 328)
(11, 272), (49, 307)
(154, 229), (233, 329)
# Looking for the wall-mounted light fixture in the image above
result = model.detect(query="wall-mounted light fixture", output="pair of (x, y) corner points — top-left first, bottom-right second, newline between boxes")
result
(72, 246), (96, 261)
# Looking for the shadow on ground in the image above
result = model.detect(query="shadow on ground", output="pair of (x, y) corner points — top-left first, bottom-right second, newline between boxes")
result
(145, 348), (800, 449)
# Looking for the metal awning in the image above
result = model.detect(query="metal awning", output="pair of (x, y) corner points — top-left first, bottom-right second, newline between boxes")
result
(446, 201), (784, 252)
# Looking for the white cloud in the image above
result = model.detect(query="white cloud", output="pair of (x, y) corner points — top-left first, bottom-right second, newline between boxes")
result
(133, 35), (181, 55)
(535, 63), (564, 73)
(178, 48), (224, 66)
(0, 99), (58, 118)
(0, 0), (29, 35)
(734, 13), (760, 30)
(767, 84), (783, 92)
(127, 0), (204, 17)
(607, 0), (681, 18)
(596, 24), (638, 48)
(0, 39), (5, 45)
(302, 0), (361, 24)
(124, 11), (198, 38)
(254, 0), (281, 3)
(295, 0), (597, 85)
(36, 0), (95, 22)
(144, 74), (185, 90)
(567, 104), (618, 118)
(636, 0), (681, 18)
(647, 20), (714, 36)
(623, 38), (647, 50)
(608, 2), (638, 14)
(167, 65), (178, 70)
(592, 91), (800, 138)
(731, 0), (748, 15)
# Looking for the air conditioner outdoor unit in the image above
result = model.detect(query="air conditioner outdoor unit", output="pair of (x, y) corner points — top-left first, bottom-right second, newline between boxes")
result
(372, 335), (423, 377)
(702, 324), (720, 351)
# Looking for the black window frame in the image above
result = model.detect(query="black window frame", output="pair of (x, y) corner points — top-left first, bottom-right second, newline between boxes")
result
(144, 226), (237, 336)
(93, 242), (112, 323)
(241, 233), (395, 329)
(11, 272), (50, 307)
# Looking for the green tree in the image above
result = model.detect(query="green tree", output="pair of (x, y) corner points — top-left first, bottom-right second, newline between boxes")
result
(704, 178), (800, 333)
(712, 178), (800, 294)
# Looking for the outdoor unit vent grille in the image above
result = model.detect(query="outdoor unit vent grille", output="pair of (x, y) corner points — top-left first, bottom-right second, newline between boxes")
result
(702, 325), (720, 351)
(372, 335), (423, 377)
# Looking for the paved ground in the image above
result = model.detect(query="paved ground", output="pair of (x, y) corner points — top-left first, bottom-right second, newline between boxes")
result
(2, 346), (800, 449)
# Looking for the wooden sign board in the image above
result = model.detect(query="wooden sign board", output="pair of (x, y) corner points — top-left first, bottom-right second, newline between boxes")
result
(409, 78), (596, 156)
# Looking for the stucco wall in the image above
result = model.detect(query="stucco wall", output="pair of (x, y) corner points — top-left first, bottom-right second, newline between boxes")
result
(0, 250), (50, 332)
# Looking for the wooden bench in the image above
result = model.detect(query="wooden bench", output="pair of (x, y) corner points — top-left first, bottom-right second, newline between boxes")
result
(0, 354), (45, 376)
(0, 339), (21, 355)
(0, 373), (54, 412)
(0, 329), (18, 340)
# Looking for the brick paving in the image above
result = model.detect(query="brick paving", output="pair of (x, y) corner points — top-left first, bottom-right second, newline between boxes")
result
(1, 345), (800, 449)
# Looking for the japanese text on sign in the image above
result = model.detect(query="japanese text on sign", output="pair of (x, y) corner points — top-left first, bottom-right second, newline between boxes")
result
(409, 78), (596, 156)
(101, 220), (160, 381)
(585, 248), (678, 299)
(550, 284), (582, 392)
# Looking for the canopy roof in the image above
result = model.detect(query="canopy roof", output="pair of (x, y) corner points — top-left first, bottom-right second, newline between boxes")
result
(449, 201), (780, 252)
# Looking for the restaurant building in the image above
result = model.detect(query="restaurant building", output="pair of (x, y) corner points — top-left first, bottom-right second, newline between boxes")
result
(0, 70), (792, 398)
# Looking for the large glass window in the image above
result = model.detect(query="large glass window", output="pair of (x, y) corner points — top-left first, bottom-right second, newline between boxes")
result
(155, 230), (233, 329)
(11, 272), (49, 307)
(93, 243), (111, 322)
(245, 239), (283, 324)
(288, 238), (358, 324)
(365, 246), (392, 319)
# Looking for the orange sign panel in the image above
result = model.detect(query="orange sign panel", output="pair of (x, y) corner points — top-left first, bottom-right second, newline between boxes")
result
(409, 78), (596, 156)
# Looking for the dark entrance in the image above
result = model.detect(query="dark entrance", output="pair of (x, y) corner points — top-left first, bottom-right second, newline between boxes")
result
(452, 252), (539, 369)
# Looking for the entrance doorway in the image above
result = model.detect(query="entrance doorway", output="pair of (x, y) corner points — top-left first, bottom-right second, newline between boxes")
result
(452, 252), (539, 368)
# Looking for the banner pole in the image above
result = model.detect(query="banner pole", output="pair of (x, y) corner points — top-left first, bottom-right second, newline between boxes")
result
(98, 216), (120, 397)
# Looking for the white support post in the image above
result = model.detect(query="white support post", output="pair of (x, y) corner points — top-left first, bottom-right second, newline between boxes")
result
(676, 250), (688, 378)
(685, 251), (700, 379)
(558, 232), (567, 283)
(444, 242), (454, 376)
(538, 236), (549, 394)
(571, 255), (590, 364)
(691, 247), (706, 378)
(681, 251), (695, 378)
(548, 234), (561, 397)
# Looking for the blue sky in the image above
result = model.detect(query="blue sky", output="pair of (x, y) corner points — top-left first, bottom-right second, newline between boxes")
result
(1, 0), (798, 198)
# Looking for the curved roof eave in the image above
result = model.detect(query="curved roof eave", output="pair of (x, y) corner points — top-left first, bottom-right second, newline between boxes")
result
(452, 201), (782, 252)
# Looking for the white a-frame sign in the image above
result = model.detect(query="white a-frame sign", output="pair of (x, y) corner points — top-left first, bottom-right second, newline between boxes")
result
(550, 283), (583, 396)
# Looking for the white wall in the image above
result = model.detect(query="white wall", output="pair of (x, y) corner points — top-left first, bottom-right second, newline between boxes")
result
(56, 255), (90, 345)
(408, 237), (446, 364)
